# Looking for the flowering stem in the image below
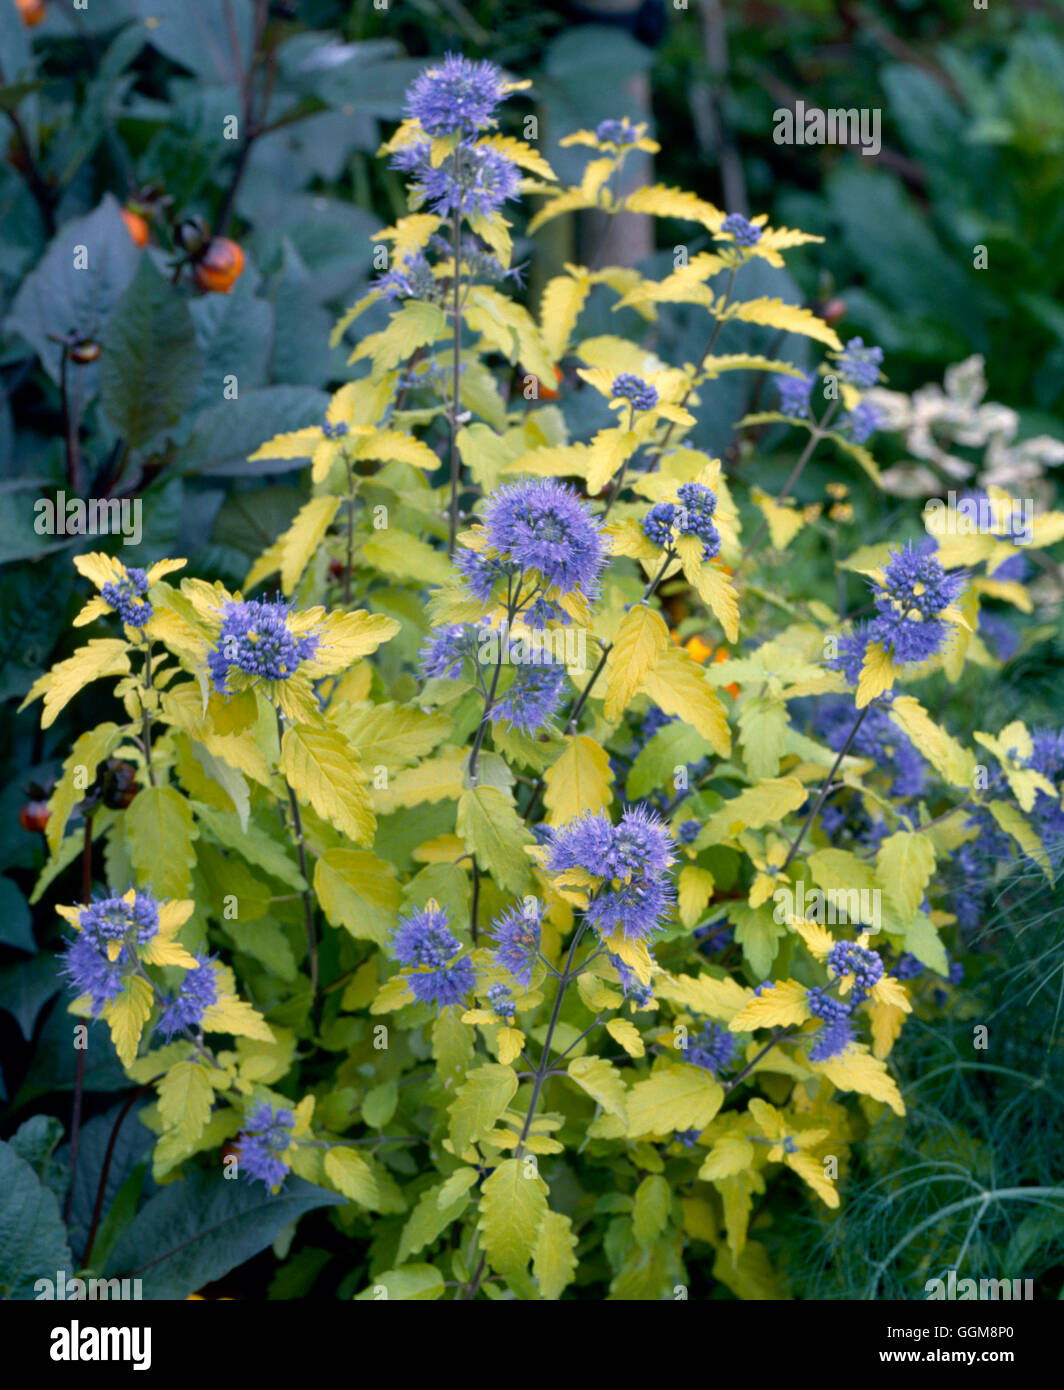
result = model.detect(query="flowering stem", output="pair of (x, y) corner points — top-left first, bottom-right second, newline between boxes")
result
(448, 207), (464, 554)
(522, 551), (675, 824)
(275, 710), (319, 1006)
(722, 1025), (796, 1094)
(781, 704), (870, 872)
(646, 265), (738, 473)
(466, 922), (588, 1301)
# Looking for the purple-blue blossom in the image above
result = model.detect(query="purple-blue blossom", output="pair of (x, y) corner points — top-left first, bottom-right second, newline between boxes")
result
(488, 899), (544, 987)
(405, 54), (506, 137)
(483, 479), (606, 601)
(102, 567), (152, 628)
(836, 337), (884, 389)
(721, 213), (762, 247)
(611, 373), (659, 412)
(207, 599), (320, 695)
(237, 1103), (295, 1189)
(155, 955), (219, 1039)
(776, 371), (817, 419)
(392, 901), (475, 1009)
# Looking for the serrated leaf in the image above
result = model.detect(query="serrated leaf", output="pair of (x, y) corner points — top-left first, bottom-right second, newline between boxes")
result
(729, 979), (810, 1031)
(604, 606), (669, 721)
(101, 975), (153, 1067)
(729, 296), (841, 349)
(987, 800), (1052, 882)
(157, 1061), (213, 1148)
(699, 1136), (755, 1180)
(324, 1147), (379, 1208)
(448, 1064), (519, 1155)
(354, 1264), (445, 1300)
(21, 640), (131, 730)
(456, 786), (533, 895)
(876, 831), (936, 917)
(477, 1158), (548, 1277)
(532, 1209), (578, 1300)
(606, 1018), (645, 1058)
(397, 1182), (469, 1263)
(280, 723), (375, 844)
(567, 1056), (628, 1119)
(632, 1174), (670, 1247)
(813, 1046), (905, 1116)
(47, 723), (122, 856)
(698, 778), (806, 846)
(640, 647), (731, 757)
(314, 849), (400, 945)
(627, 1065), (724, 1138)
(543, 735), (614, 827)
(856, 640), (896, 708)
(125, 784), (196, 897)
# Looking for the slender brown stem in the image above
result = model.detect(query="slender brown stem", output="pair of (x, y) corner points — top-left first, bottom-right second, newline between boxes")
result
(81, 1084), (151, 1268)
(344, 459), (355, 608)
(523, 551), (676, 824)
(139, 644), (158, 788)
(448, 208), (464, 553)
(781, 704), (870, 872)
(64, 816), (95, 1224)
(466, 924), (587, 1300)
(742, 402), (838, 557)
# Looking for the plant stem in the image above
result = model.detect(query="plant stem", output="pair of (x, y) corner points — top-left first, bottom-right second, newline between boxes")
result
(448, 207), (464, 554)
(466, 923), (588, 1300)
(139, 644), (157, 787)
(523, 549), (676, 823)
(64, 816), (96, 1224)
(344, 459), (355, 608)
(646, 265), (738, 473)
(742, 401), (838, 556)
(275, 710), (319, 1005)
(781, 704), (870, 872)
(81, 1083), (152, 1268)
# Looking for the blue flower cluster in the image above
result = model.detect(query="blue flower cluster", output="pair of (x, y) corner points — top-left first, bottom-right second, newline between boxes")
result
(686, 1021), (737, 1075)
(236, 1103), (295, 1189)
(483, 479), (606, 602)
(545, 806), (676, 944)
(102, 567), (152, 628)
(815, 695), (926, 798)
(840, 399), (884, 444)
(720, 212), (762, 247)
(321, 420), (349, 440)
(61, 891), (159, 1014)
(155, 954), (219, 1039)
(611, 373), (659, 412)
(775, 371), (817, 420)
(405, 53), (506, 137)
(806, 987), (855, 1062)
(207, 599), (320, 695)
(836, 337), (884, 389)
(642, 482), (722, 561)
(419, 621), (567, 735)
(486, 981), (516, 1022)
(392, 901), (475, 1008)
(827, 940), (883, 1003)
(596, 118), (638, 145)
(488, 899), (544, 987)
(830, 543), (966, 687)
(609, 951), (654, 1006)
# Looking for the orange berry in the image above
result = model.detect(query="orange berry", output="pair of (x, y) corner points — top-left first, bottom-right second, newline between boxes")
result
(538, 365), (564, 400)
(19, 800), (50, 833)
(15, 0), (47, 27)
(193, 237), (245, 294)
(120, 206), (149, 247)
(685, 635), (713, 664)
